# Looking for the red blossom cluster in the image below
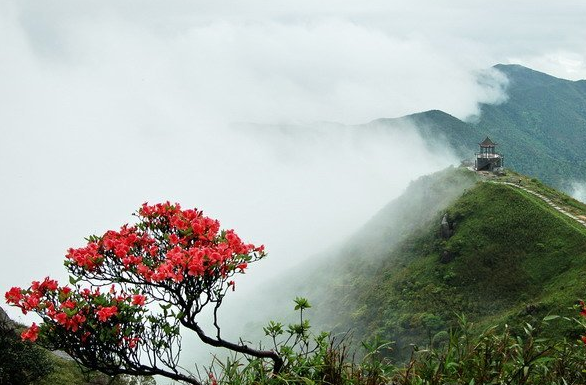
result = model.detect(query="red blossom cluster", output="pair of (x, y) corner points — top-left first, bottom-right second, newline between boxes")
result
(64, 202), (264, 284)
(96, 305), (118, 322)
(4, 202), (265, 348)
(21, 322), (40, 342)
(132, 294), (146, 306)
(5, 280), (146, 344)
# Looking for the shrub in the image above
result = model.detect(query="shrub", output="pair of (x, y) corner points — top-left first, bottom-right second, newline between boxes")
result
(5, 202), (280, 385)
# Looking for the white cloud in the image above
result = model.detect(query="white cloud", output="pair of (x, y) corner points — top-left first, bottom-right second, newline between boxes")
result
(506, 52), (586, 80)
(571, 181), (586, 204)
(1, 0), (585, 333)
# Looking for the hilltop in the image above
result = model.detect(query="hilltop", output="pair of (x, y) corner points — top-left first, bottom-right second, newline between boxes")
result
(304, 167), (586, 358)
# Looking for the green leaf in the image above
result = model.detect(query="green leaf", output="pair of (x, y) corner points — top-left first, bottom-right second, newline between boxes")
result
(293, 297), (311, 311)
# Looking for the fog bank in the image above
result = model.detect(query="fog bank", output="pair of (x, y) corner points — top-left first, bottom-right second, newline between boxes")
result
(2, 1), (586, 377)
(570, 182), (586, 204)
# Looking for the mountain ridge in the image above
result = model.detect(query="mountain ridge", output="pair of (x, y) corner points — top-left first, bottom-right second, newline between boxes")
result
(493, 63), (575, 88)
(246, 63), (586, 191)
(304, 166), (586, 359)
(401, 64), (586, 189)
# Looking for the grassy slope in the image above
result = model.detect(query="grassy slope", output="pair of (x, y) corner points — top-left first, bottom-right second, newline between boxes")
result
(317, 168), (586, 359)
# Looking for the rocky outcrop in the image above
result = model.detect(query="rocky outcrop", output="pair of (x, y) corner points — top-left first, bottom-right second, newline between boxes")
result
(439, 213), (457, 263)
(440, 213), (454, 239)
(0, 306), (15, 330)
(0, 306), (74, 361)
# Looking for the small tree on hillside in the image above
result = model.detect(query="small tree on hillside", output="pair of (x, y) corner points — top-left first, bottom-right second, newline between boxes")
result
(5, 202), (282, 385)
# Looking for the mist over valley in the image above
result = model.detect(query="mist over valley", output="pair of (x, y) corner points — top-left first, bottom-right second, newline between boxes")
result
(2, 2), (586, 383)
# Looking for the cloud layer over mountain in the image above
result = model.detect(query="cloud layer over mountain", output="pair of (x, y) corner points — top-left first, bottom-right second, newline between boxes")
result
(1, 0), (585, 322)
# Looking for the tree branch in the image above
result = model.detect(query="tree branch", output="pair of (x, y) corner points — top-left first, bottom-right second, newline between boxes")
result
(181, 319), (283, 373)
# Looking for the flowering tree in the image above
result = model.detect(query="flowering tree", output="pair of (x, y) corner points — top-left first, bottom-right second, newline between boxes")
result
(5, 202), (282, 385)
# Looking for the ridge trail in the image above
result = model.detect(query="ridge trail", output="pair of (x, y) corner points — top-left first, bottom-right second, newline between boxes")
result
(495, 181), (586, 227)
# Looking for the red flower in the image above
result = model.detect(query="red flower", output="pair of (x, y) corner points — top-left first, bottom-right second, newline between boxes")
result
(136, 263), (153, 281)
(45, 302), (56, 318)
(148, 245), (159, 257)
(81, 331), (91, 343)
(255, 244), (265, 253)
(7, 201), (267, 356)
(131, 294), (146, 306)
(124, 336), (141, 349)
(61, 300), (76, 310)
(169, 233), (180, 245)
(96, 306), (118, 322)
(43, 278), (59, 292)
(54, 312), (68, 325)
(5, 287), (23, 304)
(579, 301), (586, 318)
(69, 313), (86, 332)
(21, 323), (40, 342)
(24, 294), (41, 310)
(66, 242), (102, 270)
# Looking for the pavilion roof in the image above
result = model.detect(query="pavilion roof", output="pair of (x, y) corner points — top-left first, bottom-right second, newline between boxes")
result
(479, 136), (496, 147)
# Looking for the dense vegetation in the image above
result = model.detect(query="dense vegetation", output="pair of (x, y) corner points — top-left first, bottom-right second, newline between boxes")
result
(7, 300), (586, 385)
(0, 308), (154, 385)
(0, 310), (53, 385)
(301, 168), (586, 361)
(210, 315), (586, 384)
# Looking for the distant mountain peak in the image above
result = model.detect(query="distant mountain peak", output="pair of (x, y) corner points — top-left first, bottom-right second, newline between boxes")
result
(493, 63), (574, 88)
(368, 109), (460, 126)
(410, 109), (458, 118)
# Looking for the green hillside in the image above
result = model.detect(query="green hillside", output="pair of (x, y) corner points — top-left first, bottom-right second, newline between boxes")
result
(0, 306), (155, 385)
(367, 109), (484, 158)
(396, 65), (586, 190)
(313, 167), (586, 358)
(474, 64), (586, 187)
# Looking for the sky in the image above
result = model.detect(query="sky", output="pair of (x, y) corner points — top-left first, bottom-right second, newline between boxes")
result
(1, 0), (586, 332)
